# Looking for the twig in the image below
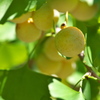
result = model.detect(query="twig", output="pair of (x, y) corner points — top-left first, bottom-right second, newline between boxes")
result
(78, 51), (100, 82)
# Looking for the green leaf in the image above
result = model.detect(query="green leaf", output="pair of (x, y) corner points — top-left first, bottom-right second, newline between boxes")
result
(0, 42), (28, 69)
(67, 14), (76, 27)
(94, 0), (100, 4)
(36, 0), (46, 10)
(93, 54), (100, 72)
(88, 78), (100, 100)
(0, 0), (13, 21)
(75, 20), (87, 34)
(0, 96), (5, 100)
(84, 17), (98, 27)
(0, 0), (37, 24)
(82, 79), (91, 100)
(80, 0), (94, 6)
(48, 79), (85, 100)
(0, 22), (16, 41)
(57, 13), (66, 27)
(83, 46), (93, 67)
(67, 71), (84, 86)
(86, 25), (100, 71)
(1, 66), (56, 100)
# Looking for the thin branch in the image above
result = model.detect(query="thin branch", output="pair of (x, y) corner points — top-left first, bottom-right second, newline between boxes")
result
(73, 79), (83, 89)
(28, 31), (45, 60)
(78, 52), (100, 82)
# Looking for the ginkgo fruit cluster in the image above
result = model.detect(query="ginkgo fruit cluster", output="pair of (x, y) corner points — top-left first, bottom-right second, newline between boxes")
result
(9, 0), (99, 79)
(11, 0), (98, 43)
(11, 3), (60, 43)
(34, 40), (77, 79)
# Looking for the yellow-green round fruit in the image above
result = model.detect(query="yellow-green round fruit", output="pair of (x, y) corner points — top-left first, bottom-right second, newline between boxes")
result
(70, 1), (98, 21)
(55, 27), (85, 57)
(43, 37), (64, 61)
(35, 53), (62, 75)
(56, 60), (76, 79)
(47, 0), (79, 12)
(16, 19), (42, 42)
(32, 3), (54, 31)
(11, 12), (32, 23)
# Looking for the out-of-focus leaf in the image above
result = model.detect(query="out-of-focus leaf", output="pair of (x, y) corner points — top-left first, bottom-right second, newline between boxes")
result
(94, 0), (100, 4)
(0, 0), (37, 24)
(87, 25), (100, 71)
(93, 54), (100, 72)
(75, 20), (87, 34)
(83, 46), (93, 67)
(88, 78), (100, 100)
(0, 66), (56, 100)
(67, 71), (84, 86)
(97, 94), (100, 100)
(0, 42), (28, 69)
(82, 79), (91, 100)
(80, 0), (95, 6)
(76, 59), (86, 73)
(0, 96), (5, 100)
(84, 17), (98, 27)
(48, 79), (85, 100)
(0, 22), (16, 41)
(0, 0), (13, 21)
(57, 13), (66, 27)
(36, 0), (46, 10)
(67, 14), (75, 27)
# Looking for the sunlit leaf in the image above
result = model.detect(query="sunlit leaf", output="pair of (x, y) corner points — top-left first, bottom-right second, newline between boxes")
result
(80, 0), (94, 6)
(48, 79), (85, 100)
(0, 42), (28, 69)
(57, 13), (66, 27)
(67, 14), (75, 27)
(0, 96), (5, 100)
(0, 22), (16, 41)
(0, 0), (13, 21)
(0, 0), (37, 23)
(67, 71), (84, 86)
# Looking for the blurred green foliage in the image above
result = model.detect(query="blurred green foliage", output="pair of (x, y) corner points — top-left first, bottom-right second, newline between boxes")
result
(0, 0), (100, 100)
